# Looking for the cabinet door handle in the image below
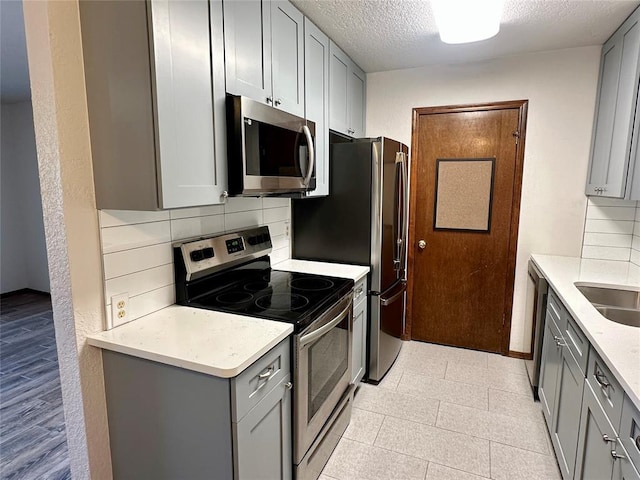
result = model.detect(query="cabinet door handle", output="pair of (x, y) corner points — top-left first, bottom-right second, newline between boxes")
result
(266, 97), (273, 104)
(594, 370), (611, 390)
(285, 382), (293, 390)
(602, 434), (616, 444)
(553, 335), (566, 347)
(275, 98), (282, 106)
(611, 450), (625, 460)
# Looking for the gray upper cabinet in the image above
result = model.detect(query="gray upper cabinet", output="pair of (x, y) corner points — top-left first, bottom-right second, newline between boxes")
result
(224, 0), (305, 117)
(80, 0), (227, 210)
(586, 7), (640, 199)
(304, 18), (330, 197)
(329, 41), (366, 137)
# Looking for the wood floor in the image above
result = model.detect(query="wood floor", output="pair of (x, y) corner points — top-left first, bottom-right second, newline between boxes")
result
(0, 291), (71, 479)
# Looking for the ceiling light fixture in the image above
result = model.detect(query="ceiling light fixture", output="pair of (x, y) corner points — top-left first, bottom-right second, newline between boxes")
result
(431, 0), (505, 44)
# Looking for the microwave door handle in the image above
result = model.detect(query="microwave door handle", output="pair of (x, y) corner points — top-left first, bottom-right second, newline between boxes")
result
(299, 302), (351, 348)
(302, 125), (315, 187)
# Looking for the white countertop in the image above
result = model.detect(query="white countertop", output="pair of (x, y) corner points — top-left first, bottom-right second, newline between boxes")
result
(531, 255), (640, 409)
(274, 259), (370, 281)
(87, 306), (293, 378)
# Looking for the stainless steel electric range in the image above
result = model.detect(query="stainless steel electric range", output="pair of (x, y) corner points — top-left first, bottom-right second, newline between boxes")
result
(174, 226), (355, 480)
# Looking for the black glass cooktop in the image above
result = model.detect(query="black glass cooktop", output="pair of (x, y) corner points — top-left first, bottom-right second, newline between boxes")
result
(188, 269), (354, 332)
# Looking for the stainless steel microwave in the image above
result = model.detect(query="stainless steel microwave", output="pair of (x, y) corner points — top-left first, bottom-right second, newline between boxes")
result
(226, 95), (316, 196)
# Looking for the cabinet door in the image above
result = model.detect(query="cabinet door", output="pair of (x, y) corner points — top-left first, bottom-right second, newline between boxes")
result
(234, 374), (292, 480)
(628, 82), (640, 200)
(304, 18), (329, 197)
(587, 10), (640, 198)
(539, 315), (563, 429)
(271, 1), (304, 117)
(224, 0), (272, 105)
(149, 0), (226, 208)
(329, 41), (350, 135)
(613, 446), (640, 480)
(551, 347), (585, 480)
(352, 299), (366, 384)
(348, 63), (366, 138)
(149, 0), (227, 208)
(575, 382), (617, 480)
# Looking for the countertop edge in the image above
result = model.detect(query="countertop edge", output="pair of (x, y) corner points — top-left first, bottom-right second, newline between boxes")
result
(274, 259), (370, 281)
(531, 254), (640, 411)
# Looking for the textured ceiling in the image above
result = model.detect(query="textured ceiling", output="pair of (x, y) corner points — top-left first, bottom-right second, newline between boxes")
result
(292, 0), (640, 72)
(1, 0), (30, 103)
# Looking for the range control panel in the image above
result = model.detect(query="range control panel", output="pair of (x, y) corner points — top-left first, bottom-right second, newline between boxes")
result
(174, 226), (273, 280)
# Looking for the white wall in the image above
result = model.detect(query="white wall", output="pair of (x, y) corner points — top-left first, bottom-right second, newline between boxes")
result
(0, 101), (50, 294)
(97, 198), (292, 328)
(366, 46), (602, 353)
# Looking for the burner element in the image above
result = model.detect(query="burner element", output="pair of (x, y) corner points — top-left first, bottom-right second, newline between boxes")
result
(289, 277), (335, 292)
(244, 281), (270, 292)
(255, 293), (310, 312)
(216, 292), (254, 305)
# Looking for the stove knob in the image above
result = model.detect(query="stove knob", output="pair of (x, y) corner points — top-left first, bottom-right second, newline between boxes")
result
(190, 250), (204, 262)
(247, 236), (258, 246)
(202, 247), (214, 259)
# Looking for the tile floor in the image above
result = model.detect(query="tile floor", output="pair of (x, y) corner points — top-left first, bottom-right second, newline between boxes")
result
(320, 340), (562, 480)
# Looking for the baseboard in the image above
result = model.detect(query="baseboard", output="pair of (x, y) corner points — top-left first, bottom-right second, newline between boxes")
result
(0, 288), (51, 299)
(508, 350), (533, 360)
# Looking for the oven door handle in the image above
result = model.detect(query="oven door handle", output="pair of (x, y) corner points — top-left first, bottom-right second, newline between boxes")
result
(299, 303), (351, 348)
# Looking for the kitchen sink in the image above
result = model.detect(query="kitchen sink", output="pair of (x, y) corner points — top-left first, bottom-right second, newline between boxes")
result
(595, 307), (640, 328)
(575, 283), (640, 327)
(575, 284), (640, 310)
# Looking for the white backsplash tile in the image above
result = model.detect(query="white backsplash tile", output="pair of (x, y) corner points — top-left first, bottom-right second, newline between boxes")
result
(582, 199), (639, 263)
(105, 264), (174, 303)
(99, 209), (170, 228)
(169, 205), (225, 219)
(101, 221), (172, 254)
(103, 242), (172, 280)
(98, 200), (292, 327)
(224, 210), (263, 231)
(170, 214), (225, 241)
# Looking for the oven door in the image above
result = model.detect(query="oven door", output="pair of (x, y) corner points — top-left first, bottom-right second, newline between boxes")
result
(294, 293), (352, 464)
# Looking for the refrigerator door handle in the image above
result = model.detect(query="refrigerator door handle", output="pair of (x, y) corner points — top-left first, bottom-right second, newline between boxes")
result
(393, 152), (404, 271)
(400, 151), (409, 280)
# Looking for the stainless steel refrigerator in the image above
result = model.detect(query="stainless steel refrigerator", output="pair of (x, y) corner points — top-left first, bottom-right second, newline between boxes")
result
(292, 136), (409, 383)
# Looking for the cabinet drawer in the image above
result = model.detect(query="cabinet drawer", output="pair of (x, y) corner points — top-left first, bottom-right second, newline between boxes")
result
(547, 289), (567, 332)
(231, 338), (290, 423)
(564, 315), (589, 374)
(586, 346), (624, 430)
(354, 277), (367, 307)
(620, 395), (640, 469)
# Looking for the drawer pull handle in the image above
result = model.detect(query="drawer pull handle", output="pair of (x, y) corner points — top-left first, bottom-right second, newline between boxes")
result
(594, 370), (610, 390)
(611, 450), (625, 460)
(553, 336), (566, 347)
(258, 367), (274, 380)
(602, 434), (616, 444)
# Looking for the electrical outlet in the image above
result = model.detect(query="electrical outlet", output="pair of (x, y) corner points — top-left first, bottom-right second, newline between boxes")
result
(111, 293), (129, 325)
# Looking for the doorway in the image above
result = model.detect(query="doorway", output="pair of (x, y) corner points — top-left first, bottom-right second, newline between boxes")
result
(407, 101), (528, 355)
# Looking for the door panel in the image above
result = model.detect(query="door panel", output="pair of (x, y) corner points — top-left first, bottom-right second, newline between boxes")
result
(410, 105), (524, 352)
(329, 41), (349, 135)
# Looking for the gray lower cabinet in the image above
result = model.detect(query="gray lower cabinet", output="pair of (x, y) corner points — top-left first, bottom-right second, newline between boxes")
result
(586, 6), (640, 199)
(575, 382), (618, 480)
(351, 278), (367, 384)
(102, 338), (292, 479)
(80, 0), (228, 210)
(539, 308), (563, 427)
(235, 374), (292, 480)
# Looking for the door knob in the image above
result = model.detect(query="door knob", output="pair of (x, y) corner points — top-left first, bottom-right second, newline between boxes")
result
(418, 240), (426, 249)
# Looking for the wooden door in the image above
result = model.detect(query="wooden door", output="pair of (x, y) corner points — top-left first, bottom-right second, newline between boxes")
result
(408, 101), (527, 354)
